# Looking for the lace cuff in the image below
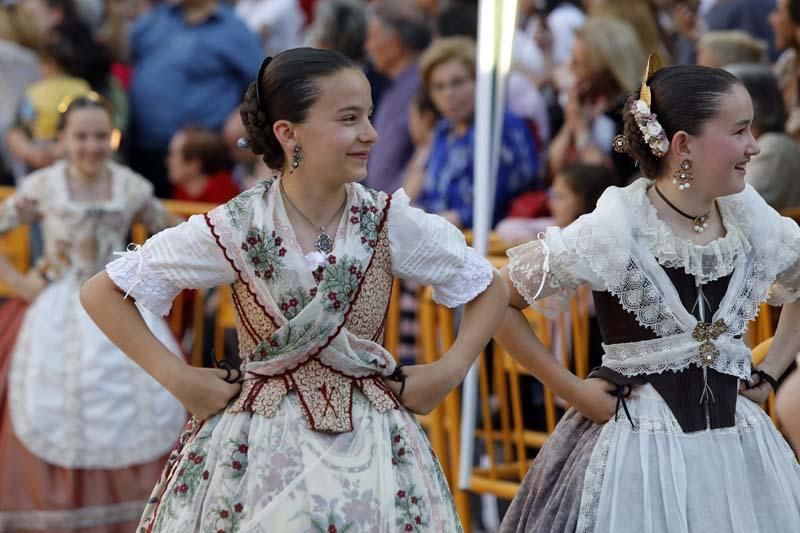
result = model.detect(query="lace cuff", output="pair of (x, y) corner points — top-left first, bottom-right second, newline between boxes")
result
(106, 247), (179, 317)
(432, 247), (494, 308)
(507, 238), (581, 319)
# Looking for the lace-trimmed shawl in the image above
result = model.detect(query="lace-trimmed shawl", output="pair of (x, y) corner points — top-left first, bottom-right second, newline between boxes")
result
(507, 178), (800, 378)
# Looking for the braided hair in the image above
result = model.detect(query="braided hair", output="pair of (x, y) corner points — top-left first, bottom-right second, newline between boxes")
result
(239, 48), (358, 170)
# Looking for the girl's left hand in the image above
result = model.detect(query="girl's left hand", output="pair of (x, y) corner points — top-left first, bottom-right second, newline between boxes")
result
(739, 378), (771, 405)
(382, 361), (463, 415)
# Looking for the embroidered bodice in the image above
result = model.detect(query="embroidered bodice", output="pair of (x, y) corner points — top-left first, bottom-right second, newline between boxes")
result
(0, 160), (171, 282)
(107, 178), (494, 433)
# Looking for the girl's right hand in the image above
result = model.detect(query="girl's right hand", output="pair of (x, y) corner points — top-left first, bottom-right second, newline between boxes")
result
(572, 377), (618, 424)
(173, 366), (242, 420)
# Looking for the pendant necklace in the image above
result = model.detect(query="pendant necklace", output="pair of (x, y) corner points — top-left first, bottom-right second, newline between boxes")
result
(653, 184), (712, 233)
(280, 180), (347, 254)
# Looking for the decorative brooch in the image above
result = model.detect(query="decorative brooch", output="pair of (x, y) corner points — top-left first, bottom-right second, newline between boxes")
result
(692, 319), (728, 366)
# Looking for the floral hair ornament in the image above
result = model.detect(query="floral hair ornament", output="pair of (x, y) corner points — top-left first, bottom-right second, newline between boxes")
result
(629, 52), (670, 158)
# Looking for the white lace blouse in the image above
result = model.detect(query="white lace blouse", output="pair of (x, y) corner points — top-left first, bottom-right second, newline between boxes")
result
(507, 178), (800, 379)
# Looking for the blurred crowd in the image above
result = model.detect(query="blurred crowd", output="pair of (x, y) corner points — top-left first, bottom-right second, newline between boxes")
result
(2, 0), (800, 242)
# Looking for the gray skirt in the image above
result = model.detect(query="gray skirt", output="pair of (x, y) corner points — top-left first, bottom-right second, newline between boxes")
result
(499, 409), (603, 533)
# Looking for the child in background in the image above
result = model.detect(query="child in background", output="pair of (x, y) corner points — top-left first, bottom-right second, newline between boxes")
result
(496, 163), (615, 243)
(166, 126), (241, 205)
(0, 93), (186, 532)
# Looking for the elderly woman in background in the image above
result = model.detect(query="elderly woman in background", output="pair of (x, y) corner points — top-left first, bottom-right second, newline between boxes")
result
(547, 17), (645, 183)
(417, 36), (540, 229)
(727, 62), (800, 210)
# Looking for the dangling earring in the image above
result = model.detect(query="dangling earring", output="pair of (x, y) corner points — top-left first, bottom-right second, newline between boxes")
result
(289, 145), (303, 173)
(673, 159), (693, 191)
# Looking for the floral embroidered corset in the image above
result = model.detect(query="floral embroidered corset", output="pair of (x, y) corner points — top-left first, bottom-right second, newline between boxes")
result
(202, 179), (402, 434)
(226, 219), (400, 433)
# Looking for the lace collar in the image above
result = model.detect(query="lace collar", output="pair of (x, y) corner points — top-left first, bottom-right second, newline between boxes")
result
(623, 178), (752, 284)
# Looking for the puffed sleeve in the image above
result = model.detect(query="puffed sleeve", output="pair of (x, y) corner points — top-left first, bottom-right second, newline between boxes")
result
(506, 220), (603, 318)
(105, 213), (237, 316)
(388, 189), (494, 308)
(0, 170), (47, 235)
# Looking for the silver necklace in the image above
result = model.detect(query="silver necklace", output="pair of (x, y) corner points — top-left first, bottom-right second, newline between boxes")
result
(280, 180), (347, 255)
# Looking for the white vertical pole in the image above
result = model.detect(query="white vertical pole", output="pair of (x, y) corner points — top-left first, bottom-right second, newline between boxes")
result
(491, 0), (518, 180)
(456, 0), (496, 491)
(458, 0), (519, 491)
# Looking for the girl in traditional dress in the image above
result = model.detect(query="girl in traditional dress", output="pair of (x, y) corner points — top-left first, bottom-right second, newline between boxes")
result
(496, 56), (800, 532)
(0, 93), (186, 532)
(80, 48), (508, 532)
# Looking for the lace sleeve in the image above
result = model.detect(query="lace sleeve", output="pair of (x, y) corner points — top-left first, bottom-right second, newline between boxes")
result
(106, 214), (237, 316)
(388, 189), (494, 308)
(134, 196), (174, 235)
(764, 209), (800, 306)
(0, 194), (31, 235)
(769, 256), (800, 306)
(506, 233), (590, 319)
(124, 168), (175, 234)
(507, 217), (607, 318)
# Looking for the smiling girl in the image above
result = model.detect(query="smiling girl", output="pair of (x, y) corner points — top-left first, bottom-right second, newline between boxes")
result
(0, 93), (185, 532)
(80, 48), (508, 532)
(496, 59), (800, 531)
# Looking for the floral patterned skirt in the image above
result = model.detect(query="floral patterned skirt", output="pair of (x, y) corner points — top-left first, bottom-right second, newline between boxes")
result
(140, 391), (461, 532)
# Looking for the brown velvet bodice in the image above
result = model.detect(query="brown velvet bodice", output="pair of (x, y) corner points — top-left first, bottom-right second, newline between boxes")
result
(592, 268), (740, 433)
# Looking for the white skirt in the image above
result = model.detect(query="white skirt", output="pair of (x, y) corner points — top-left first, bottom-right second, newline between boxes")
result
(8, 276), (186, 469)
(579, 384), (800, 532)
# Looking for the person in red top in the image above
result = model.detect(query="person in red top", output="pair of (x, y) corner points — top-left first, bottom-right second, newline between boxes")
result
(167, 125), (241, 205)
